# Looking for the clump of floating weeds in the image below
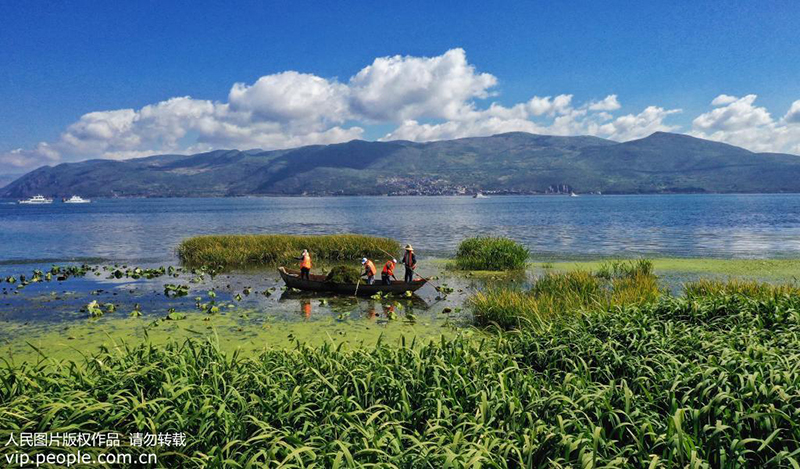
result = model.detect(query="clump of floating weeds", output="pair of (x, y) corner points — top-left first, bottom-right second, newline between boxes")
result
(454, 236), (530, 270)
(163, 284), (189, 297)
(83, 300), (116, 318)
(176, 234), (401, 268)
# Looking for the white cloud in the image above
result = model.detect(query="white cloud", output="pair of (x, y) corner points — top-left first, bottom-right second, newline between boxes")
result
(349, 48), (497, 122)
(588, 94), (621, 111)
(711, 94), (739, 106)
(526, 94), (574, 116)
(5, 49), (800, 174)
(384, 118), (544, 142)
(596, 106), (681, 141)
(693, 94), (772, 132)
(382, 94), (679, 143)
(0, 143), (60, 169)
(228, 71), (350, 127)
(785, 100), (800, 124)
(690, 95), (800, 154)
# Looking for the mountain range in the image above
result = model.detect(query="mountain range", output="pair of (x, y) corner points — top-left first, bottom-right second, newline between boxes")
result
(3, 131), (800, 197)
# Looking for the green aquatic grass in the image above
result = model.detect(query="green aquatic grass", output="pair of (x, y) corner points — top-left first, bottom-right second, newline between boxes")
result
(471, 260), (661, 329)
(684, 277), (800, 299)
(177, 234), (400, 268)
(551, 257), (800, 280)
(595, 258), (654, 279)
(2, 309), (459, 365)
(2, 287), (799, 467)
(455, 236), (529, 271)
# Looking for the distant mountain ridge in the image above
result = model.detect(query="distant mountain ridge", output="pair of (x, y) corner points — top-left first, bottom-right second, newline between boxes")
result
(3, 131), (800, 197)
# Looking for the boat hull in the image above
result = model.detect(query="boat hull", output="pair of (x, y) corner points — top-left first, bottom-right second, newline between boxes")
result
(18, 195), (53, 204)
(279, 267), (426, 296)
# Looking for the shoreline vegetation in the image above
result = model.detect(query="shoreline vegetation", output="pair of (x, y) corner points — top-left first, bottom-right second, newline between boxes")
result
(471, 259), (659, 329)
(2, 274), (799, 465)
(3, 236), (800, 465)
(177, 234), (401, 268)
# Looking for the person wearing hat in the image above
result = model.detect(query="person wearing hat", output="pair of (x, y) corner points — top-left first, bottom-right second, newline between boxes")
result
(401, 244), (417, 283)
(361, 258), (377, 285)
(296, 249), (312, 280)
(381, 258), (398, 285)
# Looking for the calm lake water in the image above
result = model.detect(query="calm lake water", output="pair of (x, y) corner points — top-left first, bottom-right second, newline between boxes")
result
(3, 194), (800, 263)
(3, 193), (800, 361)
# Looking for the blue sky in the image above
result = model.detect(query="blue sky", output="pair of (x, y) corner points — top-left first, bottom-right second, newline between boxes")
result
(2, 0), (800, 174)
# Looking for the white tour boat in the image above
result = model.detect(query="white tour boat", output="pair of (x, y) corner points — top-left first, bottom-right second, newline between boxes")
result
(63, 195), (91, 204)
(18, 195), (53, 204)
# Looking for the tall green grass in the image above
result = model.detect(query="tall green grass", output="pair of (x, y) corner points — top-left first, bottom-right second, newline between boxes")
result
(595, 258), (654, 279)
(684, 277), (800, 299)
(2, 284), (799, 466)
(471, 259), (660, 329)
(177, 234), (400, 267)
(455, 236), (530, 270)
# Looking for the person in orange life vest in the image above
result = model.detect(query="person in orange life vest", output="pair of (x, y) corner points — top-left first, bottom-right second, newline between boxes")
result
(361, 258), (377, 285)
(401, 244), (417, 283)
(295, 249), (312, 280)
(381, 258), (398, 285)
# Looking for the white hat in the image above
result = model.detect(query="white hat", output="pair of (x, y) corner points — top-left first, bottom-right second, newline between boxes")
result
(361, 258), (368, 264)
(392, 258), (397, 263)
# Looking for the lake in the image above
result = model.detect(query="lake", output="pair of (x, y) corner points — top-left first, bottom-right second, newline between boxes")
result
(3, 193), (800, 362)
(2, 194), (800, 264)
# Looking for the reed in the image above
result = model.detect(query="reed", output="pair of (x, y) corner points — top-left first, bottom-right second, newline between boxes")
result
(2, 283), (799, 467)
(177, 234), (400, 267)
(471, 261), (661, 329)
(595, 258), (654, 279)
(455, 236), (530, 270)
(684, 277), (800, 299)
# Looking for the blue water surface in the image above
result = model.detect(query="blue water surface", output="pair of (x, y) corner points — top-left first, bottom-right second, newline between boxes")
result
(2, 194), (800, 263)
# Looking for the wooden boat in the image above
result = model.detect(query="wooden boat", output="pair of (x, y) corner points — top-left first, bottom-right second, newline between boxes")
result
(279, 267), (427, 296)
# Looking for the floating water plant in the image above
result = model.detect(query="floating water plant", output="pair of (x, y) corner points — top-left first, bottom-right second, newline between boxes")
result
(455, 236), (529, 270)
(85, 300), (104, 317)
(164, 284), (189, 297)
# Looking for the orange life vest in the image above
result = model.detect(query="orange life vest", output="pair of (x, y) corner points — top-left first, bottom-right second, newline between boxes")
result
(300, 254), (312, 269)
(382, 261), (395, 275)
(365, 260), (376, 276)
